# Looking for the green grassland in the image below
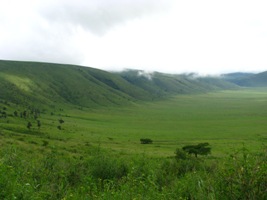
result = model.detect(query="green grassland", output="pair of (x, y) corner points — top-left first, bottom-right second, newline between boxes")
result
(1, 88), (267, 199)
(1, 88), (266, 157)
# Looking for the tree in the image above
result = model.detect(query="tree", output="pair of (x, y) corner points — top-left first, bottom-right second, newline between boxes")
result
(23, 110), (27, 118)
(58, 119), (64, 130)
(1, 111), (7, 118)
(37, 120), (41, 129)
(182, 143), (211, 158)
(59, 119), (64, 124)
(27, 122), (32, 130)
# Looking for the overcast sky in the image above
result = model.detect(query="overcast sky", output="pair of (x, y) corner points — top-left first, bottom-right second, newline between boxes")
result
(1, 0), (267, 74)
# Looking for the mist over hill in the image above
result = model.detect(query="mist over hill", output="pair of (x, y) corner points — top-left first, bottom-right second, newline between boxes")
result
(1, 60), (264, 108)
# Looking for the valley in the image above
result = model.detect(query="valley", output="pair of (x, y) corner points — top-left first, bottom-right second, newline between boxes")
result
(0, 60), (266, 199)
(1, 88), (266, 157)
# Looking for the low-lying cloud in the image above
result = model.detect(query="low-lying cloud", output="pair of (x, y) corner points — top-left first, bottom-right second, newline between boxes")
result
(137, 70), (154, 80)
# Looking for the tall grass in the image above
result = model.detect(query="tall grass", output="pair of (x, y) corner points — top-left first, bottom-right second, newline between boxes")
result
(0, 144), (266, 199)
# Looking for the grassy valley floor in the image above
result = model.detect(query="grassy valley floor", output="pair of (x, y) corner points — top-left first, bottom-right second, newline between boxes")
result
(0, 88), (267, 199)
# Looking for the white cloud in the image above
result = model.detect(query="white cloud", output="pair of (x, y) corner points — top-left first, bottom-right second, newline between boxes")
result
(38, 0), (171, 35)
(0, 0), (267, 74)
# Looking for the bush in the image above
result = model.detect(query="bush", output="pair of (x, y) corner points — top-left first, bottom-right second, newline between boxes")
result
(215, 147), (267, 199)
(140, 138), (153, 144)
(89, 154), (128, 181)
(42, 140), (49, 146)
(175, 149), (187, 160)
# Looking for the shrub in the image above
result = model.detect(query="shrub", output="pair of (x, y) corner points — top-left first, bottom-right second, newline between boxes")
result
(42, 140), (49, 146)
(140, 138), (153, 144)
(89, 154), (128, 181)
(175, 148), (187, 160)
(27, 122), (32, 130)
(215, 147), (267, 199)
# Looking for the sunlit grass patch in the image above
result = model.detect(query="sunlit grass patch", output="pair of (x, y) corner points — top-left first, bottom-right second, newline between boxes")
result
(1, 74), (37, 92)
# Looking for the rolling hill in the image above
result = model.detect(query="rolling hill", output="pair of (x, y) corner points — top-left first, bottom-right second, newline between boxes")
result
(225, 71), (267, 87)
(221, 72), (254, 81)
(0, 60), (238, 108)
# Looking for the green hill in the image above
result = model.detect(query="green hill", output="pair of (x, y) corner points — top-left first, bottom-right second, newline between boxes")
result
(235, 71), (267, 87)
(0, 60), (140, 108)
(0, 60), (237, 108)
(222, 71), (267, 87)
(119, 70), (237, 97)
(221, 72), (254, 81)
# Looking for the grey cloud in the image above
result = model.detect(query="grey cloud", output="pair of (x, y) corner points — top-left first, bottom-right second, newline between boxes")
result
(0, 21), (84, 65)
(39, 0), (173, 35)
(0, 0), (173, 65)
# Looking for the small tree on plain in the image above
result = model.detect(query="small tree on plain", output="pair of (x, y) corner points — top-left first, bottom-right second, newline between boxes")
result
(59, 119), (64, 124)
(58, 119), (64, 130)
(1, 111), (7, 118)
(37, 120), (41, 129)
(23, 111), (27, 118)
(27, 122), (32, 130)
(182, 143), (211, 158)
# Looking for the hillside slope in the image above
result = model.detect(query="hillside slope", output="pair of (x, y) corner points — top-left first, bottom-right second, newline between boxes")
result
(0, 60), (237, 108)
(221, 72), (254, 81)
(119, 70), (237, 98)
(233, 71), (267, 87)
(0, 60), (143, 107)
(221, 71), (267, 87)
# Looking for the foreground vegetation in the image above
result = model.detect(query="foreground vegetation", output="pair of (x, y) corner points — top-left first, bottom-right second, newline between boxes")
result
(1, 88), (267, 199)
(0, 144), (266, 199)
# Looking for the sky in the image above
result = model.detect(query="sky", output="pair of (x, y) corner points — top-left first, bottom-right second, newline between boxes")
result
(1, 0), (267, 75)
